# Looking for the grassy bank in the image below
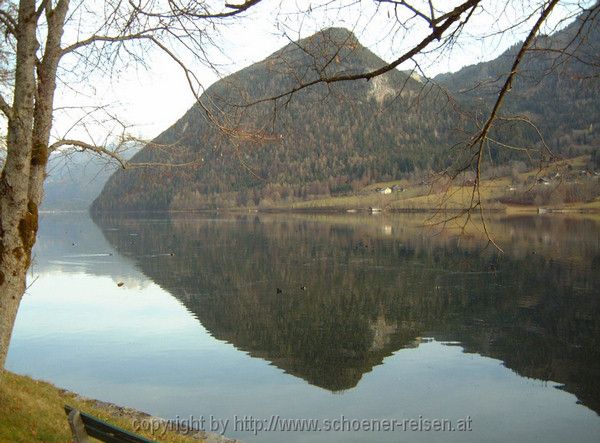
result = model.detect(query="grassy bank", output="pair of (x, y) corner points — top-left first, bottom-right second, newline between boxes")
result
(273, 156), (600, 213)
(280, 180), (600, 213)
(0, 370), (208, 442)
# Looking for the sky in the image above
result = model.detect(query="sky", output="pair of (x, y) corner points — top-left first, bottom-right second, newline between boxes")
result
(32, 0), (600, 147)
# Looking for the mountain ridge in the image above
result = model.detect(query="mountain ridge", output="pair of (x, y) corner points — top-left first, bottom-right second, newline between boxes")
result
(92, 27), (462, 211)
(435, 7), (600, 158)
(93, 16), (599, 212)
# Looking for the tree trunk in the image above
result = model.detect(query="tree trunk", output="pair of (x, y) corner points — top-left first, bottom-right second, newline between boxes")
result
(0, 0), (68, 370)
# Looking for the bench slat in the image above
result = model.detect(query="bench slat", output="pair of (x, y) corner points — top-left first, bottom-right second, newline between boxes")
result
(64, 405), (156, 443)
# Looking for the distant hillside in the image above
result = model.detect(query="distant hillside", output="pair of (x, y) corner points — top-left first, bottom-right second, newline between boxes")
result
(92, 28), (462, 212)
(41, 149), (137, 211)
(436, 5), (600, 162)
(93, 10), (600, 212)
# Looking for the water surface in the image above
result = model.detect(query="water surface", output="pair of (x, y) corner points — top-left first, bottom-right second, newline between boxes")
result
(7, 212), (600, 442)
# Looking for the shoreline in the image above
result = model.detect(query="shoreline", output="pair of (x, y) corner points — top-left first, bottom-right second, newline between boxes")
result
(64, 200), (600, 217)
(0, 370), (238, 443)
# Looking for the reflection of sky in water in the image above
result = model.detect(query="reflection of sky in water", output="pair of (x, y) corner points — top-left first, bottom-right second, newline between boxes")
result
(6, 213), (600, 443)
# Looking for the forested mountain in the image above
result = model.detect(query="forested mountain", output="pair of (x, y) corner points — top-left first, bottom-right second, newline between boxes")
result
(93, 11), (600, 212)
(436, 6), (600, 162)
(92, 28), (462, 211)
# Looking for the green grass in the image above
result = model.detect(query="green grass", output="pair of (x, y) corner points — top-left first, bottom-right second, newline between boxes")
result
(0, 370), (205, 443)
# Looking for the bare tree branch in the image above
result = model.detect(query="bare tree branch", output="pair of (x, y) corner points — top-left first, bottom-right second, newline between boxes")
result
(460, 0), (561, 250)
(35, 0), (52, 20)
(0, 8), (17, 36)
(376, 1), (434, 26)
(49, 139), (129, 168)
(127, 0), (264, 20)
(247, 0), (481, 106)
(0, 93), (12, 119)
(469, 0), (561, 187)
(60, 28), (163, 56)
(48, 138), (203, 170)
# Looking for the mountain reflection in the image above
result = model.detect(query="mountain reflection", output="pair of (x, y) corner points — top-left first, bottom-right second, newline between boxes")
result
(90, 213), (600, 413)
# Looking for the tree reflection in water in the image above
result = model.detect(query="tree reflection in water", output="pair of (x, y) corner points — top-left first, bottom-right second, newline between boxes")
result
(93, 213), (600, 414)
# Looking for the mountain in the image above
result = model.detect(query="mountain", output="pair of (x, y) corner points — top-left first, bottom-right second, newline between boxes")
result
(436, 5), (600, 162)
(93, 11), (600, 212)
(92, 28), (461, 212)
(41, 149), (137, 211)
(42, 152), (118, 211)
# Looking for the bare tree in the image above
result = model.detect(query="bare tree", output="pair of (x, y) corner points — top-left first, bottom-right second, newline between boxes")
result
(0, 0), (266, 370)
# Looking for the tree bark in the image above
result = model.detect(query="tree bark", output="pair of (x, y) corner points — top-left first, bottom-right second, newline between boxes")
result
(0, 0), (68, 370)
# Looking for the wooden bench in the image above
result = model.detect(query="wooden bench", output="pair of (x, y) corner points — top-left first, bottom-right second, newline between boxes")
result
(64, 405), (156, 443)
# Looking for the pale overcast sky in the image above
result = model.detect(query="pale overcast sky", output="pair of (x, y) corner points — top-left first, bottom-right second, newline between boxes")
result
(49, 0), (593, 146)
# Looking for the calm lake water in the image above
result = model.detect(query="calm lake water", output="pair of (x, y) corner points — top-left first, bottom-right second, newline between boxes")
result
(6, 212), (600, 442)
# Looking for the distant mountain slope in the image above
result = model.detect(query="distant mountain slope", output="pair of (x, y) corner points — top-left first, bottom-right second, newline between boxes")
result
(92, 28), (461, 212)
(41, 150), (137, 211)
(93, 10), (600, 212)
(42, 152), (118, 211)
(436, 5), (600, 160)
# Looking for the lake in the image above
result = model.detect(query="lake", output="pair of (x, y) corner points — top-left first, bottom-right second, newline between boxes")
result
(6, 211), (600, 442)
